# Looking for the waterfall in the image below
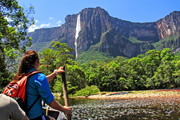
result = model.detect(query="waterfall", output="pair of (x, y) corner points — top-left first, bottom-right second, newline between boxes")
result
(75, 14), (81, 58)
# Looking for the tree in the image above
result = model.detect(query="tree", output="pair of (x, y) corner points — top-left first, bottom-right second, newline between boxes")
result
(0, 0), (34, 87)
(66, 64), (86, 94)
(173, 53), (180, 87)
(143, 50), (161, 78)
(152, 61), (175, 89)
(39, 41), (74, 91)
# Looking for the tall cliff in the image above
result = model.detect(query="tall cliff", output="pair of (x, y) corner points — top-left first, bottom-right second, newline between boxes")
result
(157, 11), (180, 39)
(28, 7), (180, 58)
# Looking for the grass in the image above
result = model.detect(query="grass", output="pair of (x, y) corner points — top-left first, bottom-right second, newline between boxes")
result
(128, 37), (144, 43)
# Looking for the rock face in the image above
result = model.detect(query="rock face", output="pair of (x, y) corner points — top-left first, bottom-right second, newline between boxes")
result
(156, 11), (180, 39)
(28, 7), (180, 58)
(28, 27), (63, 43)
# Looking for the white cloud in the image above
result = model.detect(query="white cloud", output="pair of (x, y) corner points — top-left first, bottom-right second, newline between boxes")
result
(49, 17), (53, 20)
(56, 20), (62, 26)
(28, 19), (63, 32)
(28, 23), (50, 32)
(40, 23), (50, 28)
(35, 20), (39, 23)
(28, 24), (40, 32)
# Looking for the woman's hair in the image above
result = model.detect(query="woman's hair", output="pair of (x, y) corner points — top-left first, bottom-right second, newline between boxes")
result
(13, 50), (39, 81)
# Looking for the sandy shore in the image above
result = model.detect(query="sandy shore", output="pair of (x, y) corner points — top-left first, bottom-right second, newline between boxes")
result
(74, 89), (180, 99)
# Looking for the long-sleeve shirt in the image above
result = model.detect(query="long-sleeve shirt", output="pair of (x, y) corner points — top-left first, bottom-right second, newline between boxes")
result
(26, 68), (54, 119)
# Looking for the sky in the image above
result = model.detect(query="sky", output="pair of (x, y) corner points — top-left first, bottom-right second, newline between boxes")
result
(17, 0), (180, 32)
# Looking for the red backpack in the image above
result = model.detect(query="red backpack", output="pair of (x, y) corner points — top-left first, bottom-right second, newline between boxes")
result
(3, 71), (40, 112)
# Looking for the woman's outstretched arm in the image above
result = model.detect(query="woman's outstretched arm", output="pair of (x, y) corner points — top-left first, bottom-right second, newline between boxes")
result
(49, 99), (72, 115)
(46, 66), (64, 82)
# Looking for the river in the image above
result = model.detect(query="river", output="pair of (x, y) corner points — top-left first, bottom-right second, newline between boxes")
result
(56, 96), (180, 120)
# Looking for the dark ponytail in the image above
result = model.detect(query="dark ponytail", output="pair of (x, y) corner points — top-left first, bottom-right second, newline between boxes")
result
(13, 50), (39, 81)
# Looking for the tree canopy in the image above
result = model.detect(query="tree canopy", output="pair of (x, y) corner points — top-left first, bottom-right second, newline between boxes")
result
(0, 0), (34, 87)
(39, 44), (180, 95)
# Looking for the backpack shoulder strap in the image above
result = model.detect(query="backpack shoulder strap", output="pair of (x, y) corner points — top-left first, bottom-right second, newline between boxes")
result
(26, 71), (41, 77)
(25, 70), (41, 114)
(26, 95), (40, 114)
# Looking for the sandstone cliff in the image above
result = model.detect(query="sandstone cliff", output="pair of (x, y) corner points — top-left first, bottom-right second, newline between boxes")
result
(28, 7), (180, 58)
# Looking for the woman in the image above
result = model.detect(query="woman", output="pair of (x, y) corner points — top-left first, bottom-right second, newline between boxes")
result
(13, 50), (71, 120)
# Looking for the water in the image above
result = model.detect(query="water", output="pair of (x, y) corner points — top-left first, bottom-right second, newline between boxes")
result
(57, 96), (180, 120)
(75, 14), (81, 58)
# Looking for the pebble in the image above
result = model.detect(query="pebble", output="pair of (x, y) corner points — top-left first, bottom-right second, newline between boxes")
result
(71, 96), (180, 119)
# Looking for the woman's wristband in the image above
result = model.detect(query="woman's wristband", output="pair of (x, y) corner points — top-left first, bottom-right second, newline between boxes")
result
(54, 69), (58, 75)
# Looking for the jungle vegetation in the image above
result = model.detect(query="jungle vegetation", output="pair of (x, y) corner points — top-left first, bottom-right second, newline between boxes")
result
(0, 0), (180, 97)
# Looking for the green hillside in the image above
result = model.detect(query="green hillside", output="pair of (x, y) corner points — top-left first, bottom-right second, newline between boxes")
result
(75, 50), (113, 64)
(27, 42), (51, 52)
(153, 33), (179, 50)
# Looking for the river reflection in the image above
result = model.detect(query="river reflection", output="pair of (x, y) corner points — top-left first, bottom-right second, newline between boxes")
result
(56, 96), (180, 120)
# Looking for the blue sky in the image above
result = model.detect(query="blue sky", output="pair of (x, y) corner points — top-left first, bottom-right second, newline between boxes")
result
(17, 0), (180, 32)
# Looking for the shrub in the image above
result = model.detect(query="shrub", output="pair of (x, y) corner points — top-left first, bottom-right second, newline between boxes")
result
(74, 85), (100, 97)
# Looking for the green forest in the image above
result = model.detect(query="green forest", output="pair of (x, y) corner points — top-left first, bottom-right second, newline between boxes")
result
(39, 42), (180, 95)
(1, 41), (180, 96)
(0, 0), (180, 96)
